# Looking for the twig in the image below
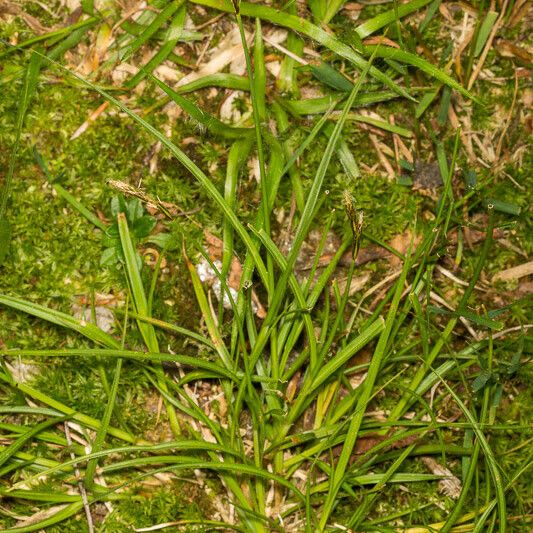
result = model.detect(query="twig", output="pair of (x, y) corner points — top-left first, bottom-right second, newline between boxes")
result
(64, 423), (94, 533)
(369, 133), (395, 179)
(484, 324), (532, 340)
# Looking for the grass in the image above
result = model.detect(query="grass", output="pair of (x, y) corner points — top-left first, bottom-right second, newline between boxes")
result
(0, 0), (532, 531)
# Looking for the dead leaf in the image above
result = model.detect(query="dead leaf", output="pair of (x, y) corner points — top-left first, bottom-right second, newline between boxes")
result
(515, 280), (533, 297)
(80, 22), (113, 74)
(220, 91), (249, 123)
(15, 505), (70, 528)
(154, 63), (180, 83)
(496, 39), (533, 63)
(20, 12), (51, 34)
(201, 231), (266, 318)
(143, 247), (167, 269)
(369, 133), (395, 179)
(4, 360), (40, 383)
(388, 230), (421, 266)
(177, 27), (250, 88)
(71, 304), (115, 333)
(336, 273), (371, 295)
(343, 2), (363, 21)
(363, 36), (400, 48)
(353, 435), (385, 455)
(493, 260), (533, 282)
(506, 0), (531, 28)
(421, 457), (461, 499)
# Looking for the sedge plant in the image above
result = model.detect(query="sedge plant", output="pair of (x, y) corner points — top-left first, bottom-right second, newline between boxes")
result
(0, 1), (523, 531)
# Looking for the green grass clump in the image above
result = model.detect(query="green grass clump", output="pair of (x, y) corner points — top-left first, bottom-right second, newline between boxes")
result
(0, 0), (531, 531)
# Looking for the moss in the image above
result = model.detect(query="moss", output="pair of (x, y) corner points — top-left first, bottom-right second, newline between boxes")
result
(28, 482), (210, 533)
(97, 483), (209, 533)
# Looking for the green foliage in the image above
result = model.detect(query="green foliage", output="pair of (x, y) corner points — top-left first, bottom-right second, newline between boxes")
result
(100, 197), (157, 269)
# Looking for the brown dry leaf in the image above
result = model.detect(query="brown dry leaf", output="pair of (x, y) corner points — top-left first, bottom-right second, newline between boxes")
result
(220, 91), (249, 123)
(390, 113), (413, 166)
(363, 36), (400, 48)
(15, 505), (70, 528)
(515, 280), (533, 297)
(4, 360), (40, 383)
(285, 371), (301, 403)
(20, 11), (52, 34)
(0, 2), (55, 33)
(493, 261), (533, 282)
(177, 27), (250, 88)
(75, 292), (123, 306)
(448, 103), (477, 163)
(497, 237), (528, 258)
(388, 230), (421, 266)
(71, 304), (115, 333)
(265, 59), (281, 77)
(153, 63), (180, 83)
(343, 2), (363, 21)
(0, 1), (20, 16)
(143, 248), (167, 269)
(336, 273), (371, 296)
(421, 457), (461, 499)
(471, 132), (495, 163)
(496, 39), (532, 63)
(204, 230), (223, 258)
(438, 2), (455, 22)
(369, 133), (395, 179)
(390, 432), (420, 449)
(111, 62), (138, 84)
(521, 87), (533, 111)
(506, 0), (531, 28)
(352, 435), (385, 455)
(202, 231), (266, 318)
(60, 0), (82, 12)
(80, 22), (113, 75)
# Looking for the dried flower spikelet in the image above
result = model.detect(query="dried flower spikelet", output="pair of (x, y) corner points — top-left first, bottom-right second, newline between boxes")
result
(343, 190), (364, 260)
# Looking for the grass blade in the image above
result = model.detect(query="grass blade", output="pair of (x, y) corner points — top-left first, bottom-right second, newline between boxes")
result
(363, 45), (477, 101)
(0, 50), (42, 262)
(0, 295), (120, 348)
(117, 213), (181, 435)
(190, 0), (413, 100)
(126, 5), (187, 88)
(118, 0), (183, 62)
(0, 417), (65, 469)
(2, 349), (239, 381)
(0, 502), (84, 533)
(175, 73), (250, 94)
(474, 11), (499, 57)
(248, 43), (381, 377)
(319, 254), (412, 528)
(151, 75), (253, 138)
(356, 0), (433, 38)
(184, 248), (232, 369)
(53, 184), (107, 231)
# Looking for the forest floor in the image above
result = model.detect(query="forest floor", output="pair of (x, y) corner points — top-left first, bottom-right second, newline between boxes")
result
(0, 0), (531, 531)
